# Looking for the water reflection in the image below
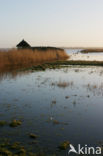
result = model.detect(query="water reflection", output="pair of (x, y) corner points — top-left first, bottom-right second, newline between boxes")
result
(0, 70), (31, 81)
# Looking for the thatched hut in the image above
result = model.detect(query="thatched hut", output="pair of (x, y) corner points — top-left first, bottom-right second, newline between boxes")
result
(16, 39), (31, 49)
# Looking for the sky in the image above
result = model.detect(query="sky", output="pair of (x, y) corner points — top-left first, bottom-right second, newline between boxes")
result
(0, 0), (103, 48)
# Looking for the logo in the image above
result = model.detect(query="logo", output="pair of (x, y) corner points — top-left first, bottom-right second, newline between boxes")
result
(68, 144), (78, 154)
(68, 144), (101, 155)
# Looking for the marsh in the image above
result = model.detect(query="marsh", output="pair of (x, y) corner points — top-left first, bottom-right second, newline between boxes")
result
(0, 64), (103, 155)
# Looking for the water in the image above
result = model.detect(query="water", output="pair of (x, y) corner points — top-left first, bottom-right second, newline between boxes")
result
(65, 49), (82, 55)
(65, 48), (103, 55)
(0, 66), (103, 155)
(65, 49), (103, 61)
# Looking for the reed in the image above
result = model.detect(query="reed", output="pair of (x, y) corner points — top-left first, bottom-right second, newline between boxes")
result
(0, 48), (69, 71)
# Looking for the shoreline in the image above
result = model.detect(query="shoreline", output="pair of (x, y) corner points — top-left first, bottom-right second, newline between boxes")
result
(1, 60), (103, 74)
(14, 60), (103, 72)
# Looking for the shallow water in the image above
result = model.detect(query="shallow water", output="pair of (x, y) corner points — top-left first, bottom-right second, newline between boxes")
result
(0, 66), (103, 155)
(65, 49), (82, 54)
(65, 49), (103, 61)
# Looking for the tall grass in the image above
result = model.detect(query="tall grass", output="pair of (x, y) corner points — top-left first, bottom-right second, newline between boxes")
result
(0, 48), (69, 71)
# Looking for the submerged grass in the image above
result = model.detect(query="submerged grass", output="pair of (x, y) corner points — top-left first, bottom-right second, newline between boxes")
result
(58, 141), (70, 150)
(85, 83), (103, 96)
(0, 138), (69, 155)
(9, 120), (22, 127)
(57, 81), (73, 88)
(0, 121), (7, 126)
(0, 140), (57, 156)
(51, 81), (73, 89)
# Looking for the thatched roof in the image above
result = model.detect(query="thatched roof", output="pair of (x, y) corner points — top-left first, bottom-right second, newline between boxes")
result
(16, 40), (31, 48)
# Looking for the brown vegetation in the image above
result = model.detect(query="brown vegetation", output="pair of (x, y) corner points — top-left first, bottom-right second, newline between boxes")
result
(0, 48), (69, 72)
(51, 81), (74, 88)
(81, 49), (103, 53)
(57, 81), (73, 88)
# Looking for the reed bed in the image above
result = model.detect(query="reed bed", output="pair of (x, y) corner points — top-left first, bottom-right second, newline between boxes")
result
(81, 49), (103, 53)
(0, 48), (69, 71)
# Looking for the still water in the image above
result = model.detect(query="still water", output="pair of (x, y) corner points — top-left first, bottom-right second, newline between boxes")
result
(0, 66), (103, 155)
(65, 48), (103, 61)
